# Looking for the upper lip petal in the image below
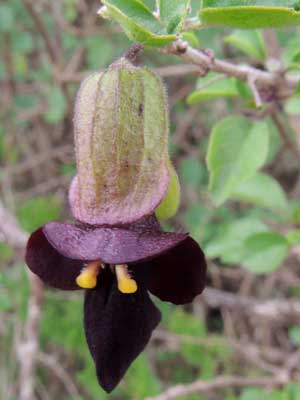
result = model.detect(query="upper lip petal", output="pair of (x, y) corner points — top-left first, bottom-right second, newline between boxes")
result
(42, 217), (188, 265)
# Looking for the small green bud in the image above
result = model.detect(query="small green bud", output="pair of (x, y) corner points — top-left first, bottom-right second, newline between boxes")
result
(70, 57), (170, 225)
(155, 160), (181, 221)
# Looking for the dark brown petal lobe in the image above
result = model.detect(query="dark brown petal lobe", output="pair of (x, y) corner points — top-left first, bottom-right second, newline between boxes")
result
(84, 271), (161, 393)
(142, 237), (207, 305)
(25, 228), (83, 290)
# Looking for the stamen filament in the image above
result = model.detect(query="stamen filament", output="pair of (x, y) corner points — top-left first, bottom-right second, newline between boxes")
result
(115, 264), (137, 294)
(76, 260), (102, 289)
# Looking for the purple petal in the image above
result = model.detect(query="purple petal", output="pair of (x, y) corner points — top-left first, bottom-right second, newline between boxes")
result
(125, 214), (161, 233)
(43, 218), (187, 265)
(84, 271), (161, 392)
(144, 237), (207, 305)
(25, 228), (83, 290)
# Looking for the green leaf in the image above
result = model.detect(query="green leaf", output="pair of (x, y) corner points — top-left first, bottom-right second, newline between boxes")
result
(287, 382), (300, 399)
(85, 36), (115, 69)
(14, 94), (38, 111)
(265, 118), (282, 164)
(242, 232), (289, 274)
(289, 325), (300, 345)
(187, 73), (238, 104)
(235, 80), (253, 101)
(0, 294), (12, 312)
(125, 355), (161, 397)
(142, 0), (156, 8)
(184, 203), (210, 240)
(167, 308), (206, 336)
(207, 116), (269, 205)
(180, 158), (205, 187)
(283, 37), (300, 66)
(17, 196), (61, 232)
(224, 30), (266, 61)
(60, 163), (76, 176)
(155, 160), (180, 221)
(286, 230), (300, 245)
(13, 54), (29, 79)
(182, 31), (200, 47)
(100, 0), (176, 46)
(205, 217), (268, 264)
(231, 173), (287, 212)
(288, 201), (300, 224)
(200, 1), (300, 28)
(43, 87), (66, 124)
(11, 31), (34, 55)
(0, 243), (13, 262)
(241, 388), (267, 400)
(285, 96), (300, 115)
(158, 0), (191, 33)
(41, 294), (85, 351)
(0, 4), (15, 32)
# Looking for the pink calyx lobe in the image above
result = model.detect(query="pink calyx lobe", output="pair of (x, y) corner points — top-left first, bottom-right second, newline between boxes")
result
(69, 58), (170, 226)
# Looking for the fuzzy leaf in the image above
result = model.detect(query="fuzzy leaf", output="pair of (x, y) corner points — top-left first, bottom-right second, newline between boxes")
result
(200, 0), (300, 28)
(100, 0), (176, 46)
(158, 0), (191, 33)
(207, 116), (269, 205)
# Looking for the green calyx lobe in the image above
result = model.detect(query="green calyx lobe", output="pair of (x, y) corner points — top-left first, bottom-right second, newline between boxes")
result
(155, 160), (181, 221)
(70, 58), (170, 226)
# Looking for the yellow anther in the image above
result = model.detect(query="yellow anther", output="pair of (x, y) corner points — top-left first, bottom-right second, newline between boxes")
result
(76, 261), (102, 289)
(115, 264), (138, 294)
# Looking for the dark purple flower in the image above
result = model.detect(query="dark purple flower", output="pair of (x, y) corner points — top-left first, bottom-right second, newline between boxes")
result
(25, 215), (206, 392)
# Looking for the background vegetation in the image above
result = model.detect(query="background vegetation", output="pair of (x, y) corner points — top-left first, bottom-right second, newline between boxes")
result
(1, 0), (300, 399)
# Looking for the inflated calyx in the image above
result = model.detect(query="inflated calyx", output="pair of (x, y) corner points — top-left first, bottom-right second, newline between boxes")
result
(69, 57), (173, 225)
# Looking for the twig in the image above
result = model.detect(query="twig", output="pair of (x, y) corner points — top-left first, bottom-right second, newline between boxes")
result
(271, 112), (300, 158)
(153, 330), (284, 373)
(168, 39), (300, 91)
(18, 274), (44, 400)
(146, 375), (287, 400)
(37, 352), (81, 398)
(4, 144), (72, 175)
(17, 175), (71, 200)
(0, 202), (28, 247)
(202, 287), (300, 323)
(248, 75), (263, 108)
(57, 64), (202, 83)
(3, 33), (16, 100)
(22, 0), (73, 111)
(22, 0), (58, 64)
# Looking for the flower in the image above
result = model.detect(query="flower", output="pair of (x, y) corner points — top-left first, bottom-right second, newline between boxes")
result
(25, 53), (207, 392)
(26, 214), (207, 392)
